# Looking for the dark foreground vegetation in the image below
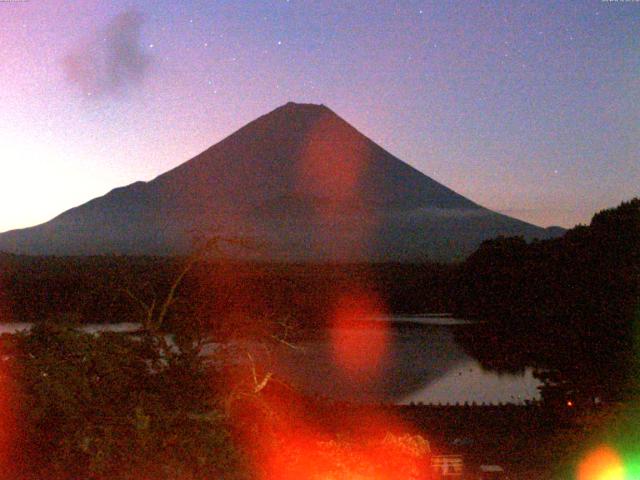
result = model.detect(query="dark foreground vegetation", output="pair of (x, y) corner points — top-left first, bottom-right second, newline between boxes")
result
(0, 321), (440, 479)
(0, 322), (244, 479)
(0, 320), (612, 479)
(0, 320), (633, 479)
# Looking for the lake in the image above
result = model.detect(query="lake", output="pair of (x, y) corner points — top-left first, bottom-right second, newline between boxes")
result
(0, 317), (540, 405)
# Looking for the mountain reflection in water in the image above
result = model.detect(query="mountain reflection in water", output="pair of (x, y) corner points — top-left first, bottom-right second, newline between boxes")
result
(273, 318), (540, 405)
(0, 317), (540, 405)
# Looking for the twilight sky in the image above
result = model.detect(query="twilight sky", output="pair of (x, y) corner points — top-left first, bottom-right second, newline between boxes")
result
(0, 0), (638, 232)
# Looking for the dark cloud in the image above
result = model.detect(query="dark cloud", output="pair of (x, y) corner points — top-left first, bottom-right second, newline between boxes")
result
(63, 10), (152, 98)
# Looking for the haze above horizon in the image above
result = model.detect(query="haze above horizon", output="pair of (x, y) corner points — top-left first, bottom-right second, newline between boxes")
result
(1, 1), (638, 233)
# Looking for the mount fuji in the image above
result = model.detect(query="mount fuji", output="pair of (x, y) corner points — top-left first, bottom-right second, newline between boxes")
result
(0, 103), (560, 261)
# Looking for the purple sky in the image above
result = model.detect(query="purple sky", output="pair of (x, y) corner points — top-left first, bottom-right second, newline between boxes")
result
(1, 0), (638, 232)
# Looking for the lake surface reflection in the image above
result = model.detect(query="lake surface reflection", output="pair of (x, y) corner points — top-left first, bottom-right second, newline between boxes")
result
(273, 317), (540, 405)
(0, 317), (540, 405)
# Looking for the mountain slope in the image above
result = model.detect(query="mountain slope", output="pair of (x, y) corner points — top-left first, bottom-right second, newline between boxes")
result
(0, 102), (560, 261)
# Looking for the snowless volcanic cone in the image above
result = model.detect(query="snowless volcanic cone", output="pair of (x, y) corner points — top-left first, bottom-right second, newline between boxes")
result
(0, 102), (560, 261)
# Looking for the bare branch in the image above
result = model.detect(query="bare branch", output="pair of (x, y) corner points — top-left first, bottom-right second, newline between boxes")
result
(254, 372), (273, 394)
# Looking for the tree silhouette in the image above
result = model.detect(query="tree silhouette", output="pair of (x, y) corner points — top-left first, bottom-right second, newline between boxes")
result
(455, 198), (640, 403)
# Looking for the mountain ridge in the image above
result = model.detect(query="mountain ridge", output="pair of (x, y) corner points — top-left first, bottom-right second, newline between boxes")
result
(0, 102), (561, 260)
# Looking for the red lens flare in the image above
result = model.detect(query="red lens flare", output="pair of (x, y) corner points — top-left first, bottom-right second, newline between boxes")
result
(329, 290), (390, 382)
(0, 350), (18, 477)
(247, 394), (432, 480)
(296, 112), (369, 206)
(294, 111), (380, 260)
(577, 445), (625, 480)
(263, 429), (432, 480)
(0, 268), (15, 473)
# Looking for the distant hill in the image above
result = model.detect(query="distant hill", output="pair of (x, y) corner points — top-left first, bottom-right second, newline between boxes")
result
(0, 102), (562, 261)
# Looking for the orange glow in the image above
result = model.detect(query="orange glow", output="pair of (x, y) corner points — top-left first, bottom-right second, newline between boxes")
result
(263, 428), (431, 480)
(330, 290), (390, 381)
(578, 445), (625, 480)
(246, 394), (432, 480)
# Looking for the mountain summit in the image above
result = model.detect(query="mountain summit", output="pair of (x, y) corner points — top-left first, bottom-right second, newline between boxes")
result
(0, 103), (558, 260)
